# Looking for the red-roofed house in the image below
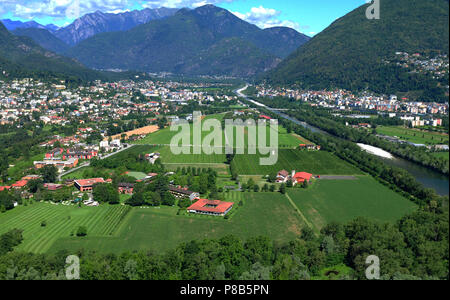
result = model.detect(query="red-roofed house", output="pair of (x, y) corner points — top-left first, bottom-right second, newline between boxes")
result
(187, 199), (234, 217)
(12, 180), (28, 189)
(74, 178), (106, 192)
(0, 186), (11, 192)
(293, 172), (313, 184)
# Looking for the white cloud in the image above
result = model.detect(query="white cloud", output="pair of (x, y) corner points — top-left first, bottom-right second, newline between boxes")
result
(231, 5), (302, 31)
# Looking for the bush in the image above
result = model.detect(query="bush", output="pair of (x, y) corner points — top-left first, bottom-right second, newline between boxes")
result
(76, 226), (87, 237)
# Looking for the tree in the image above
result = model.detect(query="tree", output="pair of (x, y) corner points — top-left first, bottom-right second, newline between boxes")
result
(302, 180), (309, 189)
(40, 165), (57, 183)
(286, 179), (293, 188)
(268, 172), (277, 183)
(27, 179), (43, 193)
(92, 183), (119, 204)
(76, 226), (87, 237)
(279, 183), (286, 194)
(253, 185), (260, 192)
(162, 192), (176, 206)
(269, 185), (276, 192)
(0, 229), (23, 255)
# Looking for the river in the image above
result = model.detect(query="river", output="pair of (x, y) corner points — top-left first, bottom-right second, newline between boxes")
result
(236, 86), (449, 196)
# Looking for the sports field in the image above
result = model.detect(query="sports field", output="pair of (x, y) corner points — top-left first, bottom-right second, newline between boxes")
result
(126, 171), (148, 180)
(0, 203), (131, 253)
(287, 176), (417, 233)
(231, 149), (363, 175)
(49, 192), (306, 254)
(376, 126), (449, 145)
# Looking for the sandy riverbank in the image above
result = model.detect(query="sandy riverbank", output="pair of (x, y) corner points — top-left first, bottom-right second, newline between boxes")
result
(357, 143), (394, 159)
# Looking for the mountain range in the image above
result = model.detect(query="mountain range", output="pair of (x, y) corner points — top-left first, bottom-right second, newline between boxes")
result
(265, 0), (449, 101)
(1, 19), (59, 32)
(54, 7), (179, 45)
(0, 22), (101, 81)
(64, 5), (310, 76)
(3, 5), (310, 78)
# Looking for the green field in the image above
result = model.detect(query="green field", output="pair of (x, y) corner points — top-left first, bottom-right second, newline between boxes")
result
(126, 171), (148, 180)
(432, 152), (449, 161)
(134, 114), (307, 149)
(287, 176), (417, 233)
(0, 203), (131, 253)
(50, 192), (306, 254)
(231, 150), (363, 175)
(377, 126), (449, 145)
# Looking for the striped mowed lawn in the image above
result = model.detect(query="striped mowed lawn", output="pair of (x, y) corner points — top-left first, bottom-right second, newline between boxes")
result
(0, 203), (130, 253)
(49, 192), (306, 254)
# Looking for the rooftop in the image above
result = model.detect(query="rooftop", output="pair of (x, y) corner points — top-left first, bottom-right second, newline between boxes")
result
(187, 199), (234, 214)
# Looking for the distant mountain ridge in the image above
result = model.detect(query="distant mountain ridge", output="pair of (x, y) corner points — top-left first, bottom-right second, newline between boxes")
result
(54, 7), (179, 45)
(64, 5), (310, 77)
(0, 21), (101, 81)
(1, 19), (58, 32)
(12, 28), (69, 54)
(265, 0), (449, 102)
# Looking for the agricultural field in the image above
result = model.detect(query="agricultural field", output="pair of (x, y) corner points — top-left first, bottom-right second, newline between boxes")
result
(164, 163), (230, 176)
(231, 149), (363, 176)
(376, 126), (449, 145)
(50, 192), (306, 254)
(287, 176), (417, 233)
(134, 113), (308, 149)
(0, 203), (131, 253)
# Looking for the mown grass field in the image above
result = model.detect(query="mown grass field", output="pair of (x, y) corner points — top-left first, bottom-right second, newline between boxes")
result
(0, 203), (131, 253)
(134, 114), (307, 149)
(287, 176), (417, 233)
(50, 192), (306, 254)
(376, 126), (449, 145)
(231, 150), (363, 176)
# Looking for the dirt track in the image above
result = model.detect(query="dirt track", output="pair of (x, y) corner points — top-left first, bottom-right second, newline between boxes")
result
(107, 125), (159, 141)
(318, 175), (358, 180)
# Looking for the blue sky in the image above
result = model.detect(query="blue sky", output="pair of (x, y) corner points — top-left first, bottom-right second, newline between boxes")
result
(0, 0), (367, 36)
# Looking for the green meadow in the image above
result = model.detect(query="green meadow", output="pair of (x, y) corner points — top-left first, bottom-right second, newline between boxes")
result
(134, 114), (306, 149)
(231, 149), (363, 175)
(49, 192), (306, 254)
(0, 203), (131, 254)
(287, 176), (417, 233)
(376, 126), (449, 145)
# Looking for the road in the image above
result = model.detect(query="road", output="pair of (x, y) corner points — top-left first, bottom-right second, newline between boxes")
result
(57, 144), (136, 181)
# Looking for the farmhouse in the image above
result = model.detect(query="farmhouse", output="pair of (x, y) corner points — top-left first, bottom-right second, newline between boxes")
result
(74, 178), (106, 192)
(118, 183), (134, 194)
(276, 170), (314, 185)
(169, 185), (200, 201)
(145, 153), (161, 164)
(187, 199), (234, 216)
(276, 170), (290, 183)
(293, 172), (313, 184)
